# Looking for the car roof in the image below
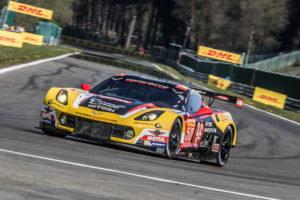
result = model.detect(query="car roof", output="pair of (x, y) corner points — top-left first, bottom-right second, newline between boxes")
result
(114, 74), (189, 91)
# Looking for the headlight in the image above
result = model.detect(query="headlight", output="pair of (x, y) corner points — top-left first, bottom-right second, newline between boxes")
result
(135, 111), (165, 121)
(56, 90), (68, 105)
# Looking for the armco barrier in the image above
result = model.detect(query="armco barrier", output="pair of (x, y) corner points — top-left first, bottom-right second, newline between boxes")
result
(152, 53), (300, 112)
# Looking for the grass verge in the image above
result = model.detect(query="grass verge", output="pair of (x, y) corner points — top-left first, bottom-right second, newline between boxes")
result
(0, 43), (80, 67)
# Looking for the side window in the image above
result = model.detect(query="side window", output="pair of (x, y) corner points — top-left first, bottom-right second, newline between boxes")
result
(186, 92), (202, 114)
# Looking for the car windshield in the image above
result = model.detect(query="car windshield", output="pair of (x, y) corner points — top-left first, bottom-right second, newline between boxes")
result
(92, 78), (187, 110)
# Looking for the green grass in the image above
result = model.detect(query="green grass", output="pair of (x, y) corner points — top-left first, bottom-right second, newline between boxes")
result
(0, 43), (80, 67)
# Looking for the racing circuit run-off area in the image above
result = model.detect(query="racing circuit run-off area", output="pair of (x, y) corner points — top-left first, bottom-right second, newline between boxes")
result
(0, 56), (299, 200)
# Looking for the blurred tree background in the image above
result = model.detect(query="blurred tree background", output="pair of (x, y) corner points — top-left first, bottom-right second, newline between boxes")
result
(1, 0), (300, 53)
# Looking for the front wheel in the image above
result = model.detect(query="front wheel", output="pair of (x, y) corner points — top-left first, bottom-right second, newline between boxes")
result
(166, 118), (181, 159)
(216, 126), (233, 167)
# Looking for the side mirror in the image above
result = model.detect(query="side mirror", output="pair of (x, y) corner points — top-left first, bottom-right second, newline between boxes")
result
(81, 84), (91, 92)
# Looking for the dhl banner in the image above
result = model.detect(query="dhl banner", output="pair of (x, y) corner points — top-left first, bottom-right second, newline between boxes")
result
(0, 30), (23, 48)
(198, 46), (242, 64)
(22, 32), (43, 46)
(252, 87), (287, 109)
(8, 1), (53, 20)
(208, 74), (231, 90)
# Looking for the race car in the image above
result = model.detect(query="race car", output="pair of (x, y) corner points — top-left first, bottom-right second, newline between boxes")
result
(40, 74), (243, 166)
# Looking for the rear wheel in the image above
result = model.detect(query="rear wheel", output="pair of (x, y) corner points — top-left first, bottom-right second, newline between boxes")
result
(216, 126), (233, 167)
(166, 118), (181, 158)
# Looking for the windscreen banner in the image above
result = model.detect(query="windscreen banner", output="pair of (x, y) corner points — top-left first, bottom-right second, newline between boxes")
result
(8, 1), (53, 20)
(22, 32), (43, 46)
(252, 87), (287, 109)
(0, 30), (23, 48)
(198, 46), (242, 64)
(208, 74), (231, 90)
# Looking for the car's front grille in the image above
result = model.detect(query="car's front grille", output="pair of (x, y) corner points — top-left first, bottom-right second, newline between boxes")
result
(73, 117), (112, 141)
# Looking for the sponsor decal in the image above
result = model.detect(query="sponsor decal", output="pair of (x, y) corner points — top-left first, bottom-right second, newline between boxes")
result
(150, 142), (166, 147)
(192, 121), (204, 145)
(148, 130), (167, 136)
(156, 147), (165, 153)
(98, 95), (132, 104)
(87, 98), (125, 112)
(198, 46), (242, 64)
(208, 74), (232, 90)
(205, 122), (213, 127)
(155, 123), (162, 129)
(142, 135), (167, 143)
(252, 87), (287, 109)
(204, 128), (217, 133)
(75, 112), (92, 118)
(187, 119), (196, 127)
(0, 30), (23, 48)
(133, 122), (154, 125)
(22, 32), (43, 46)
(211, 143), (219, 153)
(8, 1), (53, 20)
(216, 113), (230, 122)
(125, 78), (169, 90)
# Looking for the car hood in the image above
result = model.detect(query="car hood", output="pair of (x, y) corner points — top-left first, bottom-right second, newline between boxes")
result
(76, 93), (156, 115)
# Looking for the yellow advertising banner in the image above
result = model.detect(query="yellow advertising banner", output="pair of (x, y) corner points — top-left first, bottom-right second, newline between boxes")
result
(8, 1), (53, 20)
(0, 30), (23, 48)
(208, 74), (231, 90)
(253, 87), (287, 109)
(22, 32), (43, 46)
(198, 46), (242, 64)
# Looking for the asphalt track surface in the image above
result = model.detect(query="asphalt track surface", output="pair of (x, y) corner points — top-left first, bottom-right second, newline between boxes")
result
(0, 56), (299, 200)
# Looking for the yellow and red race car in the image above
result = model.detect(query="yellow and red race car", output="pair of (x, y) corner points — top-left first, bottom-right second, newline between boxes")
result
(40, 74), (243, 166)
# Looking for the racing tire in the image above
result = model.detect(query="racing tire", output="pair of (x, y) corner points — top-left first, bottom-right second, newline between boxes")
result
(216, 126), (233, 167)
(42, 128), (67, 138)
(166, 118), (181, 159)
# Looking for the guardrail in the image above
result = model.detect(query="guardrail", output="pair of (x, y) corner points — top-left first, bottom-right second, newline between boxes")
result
(152, 55), (300, 113)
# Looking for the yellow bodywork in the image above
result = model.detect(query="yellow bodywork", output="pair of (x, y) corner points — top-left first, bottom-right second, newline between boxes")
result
(212, 112), (237, 146)
(42, 87), (185, 145)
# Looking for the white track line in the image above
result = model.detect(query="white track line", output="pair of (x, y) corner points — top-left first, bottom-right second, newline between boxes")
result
(0, 148), (280, 200)
(0, 53), (79, 74)
(243, 103), (300, 126)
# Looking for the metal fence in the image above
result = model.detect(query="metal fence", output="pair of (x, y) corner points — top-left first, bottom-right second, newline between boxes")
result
(151, 50), (300, 113)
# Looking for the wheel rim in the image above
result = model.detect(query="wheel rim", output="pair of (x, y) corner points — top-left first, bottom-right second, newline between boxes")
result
(169, 123), (180, 154)
(220, 131), (231, 162)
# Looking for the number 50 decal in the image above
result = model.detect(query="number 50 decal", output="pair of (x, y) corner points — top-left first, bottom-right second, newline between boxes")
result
(192, 121), (204, 146)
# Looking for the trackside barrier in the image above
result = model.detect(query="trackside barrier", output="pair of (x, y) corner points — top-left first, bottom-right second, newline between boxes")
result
(246, 50), (300, 71)
(151, 51), (300, 112)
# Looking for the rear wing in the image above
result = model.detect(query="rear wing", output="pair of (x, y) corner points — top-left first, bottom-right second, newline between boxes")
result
(192, 88), (244, 108)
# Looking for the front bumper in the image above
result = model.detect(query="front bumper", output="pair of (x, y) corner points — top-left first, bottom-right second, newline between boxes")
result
(40, 105), (169, 151)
